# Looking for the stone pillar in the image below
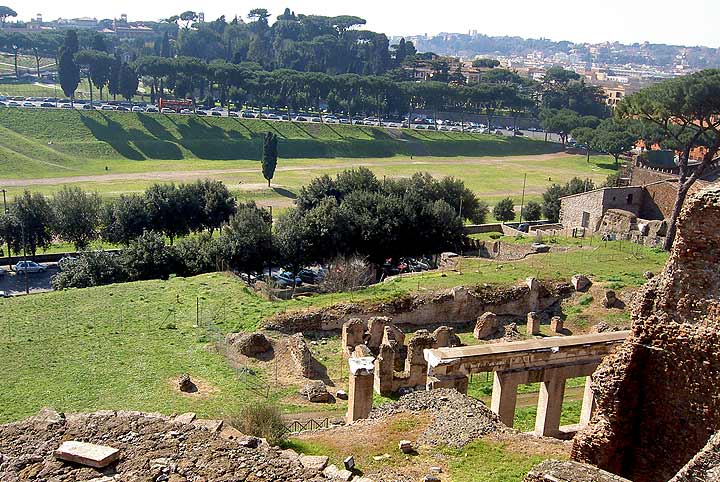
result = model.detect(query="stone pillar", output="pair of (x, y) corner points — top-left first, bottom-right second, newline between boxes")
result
(527, 312), (541, 336)
(579, 376), (596, 426)
(374, 343), (395, 396)
(347, 357), (375, 424)
(550, 316), (563, 334)
(341, 319), (366, 359)
(490, 371), (519, 427)
(534, 377), (566, 437)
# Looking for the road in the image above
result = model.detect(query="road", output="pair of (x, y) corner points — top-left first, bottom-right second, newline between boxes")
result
(0, 262), (57, 296)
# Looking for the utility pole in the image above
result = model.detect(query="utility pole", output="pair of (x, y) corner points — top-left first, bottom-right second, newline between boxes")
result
(519, 173), (528, 225)
(21, 219), (28, 295)
(1, 188), (6, 213)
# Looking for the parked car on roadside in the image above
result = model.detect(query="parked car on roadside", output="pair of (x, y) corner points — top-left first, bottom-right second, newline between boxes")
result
(0, 290), (9, 298)
(12, 261), (48, 274)
(271, 271), (303, 288)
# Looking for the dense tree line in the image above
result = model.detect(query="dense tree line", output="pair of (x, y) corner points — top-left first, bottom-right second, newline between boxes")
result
(2, 170), (482, 289)
(0, 180), (236, 256)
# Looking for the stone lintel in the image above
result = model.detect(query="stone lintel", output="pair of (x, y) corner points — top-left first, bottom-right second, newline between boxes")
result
(55, 441), (120, 468)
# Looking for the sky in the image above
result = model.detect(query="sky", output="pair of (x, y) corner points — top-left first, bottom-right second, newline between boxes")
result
(12, 0), (720, 48)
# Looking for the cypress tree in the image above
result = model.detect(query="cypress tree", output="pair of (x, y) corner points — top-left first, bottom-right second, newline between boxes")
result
(58, 30), (81, 106)
(262, 132), (278, 187)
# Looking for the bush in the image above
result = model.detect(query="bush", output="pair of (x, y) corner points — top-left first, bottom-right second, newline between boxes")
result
(493, 198), (516, 222)
(230, 404), (286, 446)
(320, 256), (375, 293)
(174, 233), (220, 277)
(521, 201), (542, 222)
(121, 231), (176, 281)
(52, 250), (127, 289)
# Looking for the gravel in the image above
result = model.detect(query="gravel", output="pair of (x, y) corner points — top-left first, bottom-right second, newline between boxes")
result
(369, 388), (503, 448)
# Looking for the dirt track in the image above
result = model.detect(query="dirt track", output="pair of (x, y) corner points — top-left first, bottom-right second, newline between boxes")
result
(0, 152), (574, 187)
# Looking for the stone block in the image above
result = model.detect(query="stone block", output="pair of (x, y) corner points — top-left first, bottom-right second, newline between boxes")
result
(192, 419), (224, 432)
(550, 316), (563, 333)
(173, 412), (196, 425)
(571, 274), (592, 292)
(342, 319), (367, 358)
(399, 440), (413, 453)
(474, 312), (499, 339)
(323, 464), (353, 481)
(300, 454), (329, 470)
(527, 312), (541, 336)
(55, 441), (120, 469)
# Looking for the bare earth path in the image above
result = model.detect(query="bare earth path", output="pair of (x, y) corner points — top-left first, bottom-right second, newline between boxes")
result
(0, 152), (574, 187)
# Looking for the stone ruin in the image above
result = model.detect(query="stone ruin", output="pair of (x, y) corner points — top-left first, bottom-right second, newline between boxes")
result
(341, 316), (461, 396)
(569, 183), (720, 481)
(265, 280), (574, 333)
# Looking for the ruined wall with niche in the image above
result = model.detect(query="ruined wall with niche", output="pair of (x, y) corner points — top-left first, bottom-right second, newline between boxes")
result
(572, 184), (720, 482)
(265, 281), (573, 334)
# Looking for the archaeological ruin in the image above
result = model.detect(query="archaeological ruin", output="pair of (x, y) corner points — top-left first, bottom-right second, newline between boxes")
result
(569, 184), (720, 481)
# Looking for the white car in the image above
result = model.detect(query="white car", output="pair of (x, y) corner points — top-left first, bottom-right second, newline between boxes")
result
(60, 103), (73, 109)
(100, 105), (116, 111)
(180, 109), (192, 114)
(132, 106), (144, 112)
(161, 108), (175, 114)
(13, 261), (47, 274)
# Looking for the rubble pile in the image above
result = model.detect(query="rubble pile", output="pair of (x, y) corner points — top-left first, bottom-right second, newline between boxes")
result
(369, 389), (502, 447)
(0, 409), (328, 481)
(572, 184), (720, 482)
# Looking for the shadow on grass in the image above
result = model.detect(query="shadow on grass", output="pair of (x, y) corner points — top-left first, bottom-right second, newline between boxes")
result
(273, 187), (297, 199)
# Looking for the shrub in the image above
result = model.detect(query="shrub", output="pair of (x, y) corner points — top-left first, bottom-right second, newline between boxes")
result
(121, 231), (176, 281)
(52, 250), (127, 289)
(174, 233), (220, 277)
(320, 256), (375, 293)
(493, 198), (516, 222)
(230, 404), (286, 446)
(521, 201), (542, 222)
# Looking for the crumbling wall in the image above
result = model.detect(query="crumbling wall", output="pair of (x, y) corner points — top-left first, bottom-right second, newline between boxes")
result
(265, 281), (573, 333)
(572, 184), (720, 482)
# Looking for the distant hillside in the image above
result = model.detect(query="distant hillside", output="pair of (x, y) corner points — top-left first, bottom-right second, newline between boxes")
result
(0, 109), (562, 179)
(410, 33), (720, 70)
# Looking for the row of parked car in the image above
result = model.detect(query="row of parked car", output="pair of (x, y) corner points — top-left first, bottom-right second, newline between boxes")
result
(382, 257), (437, 277)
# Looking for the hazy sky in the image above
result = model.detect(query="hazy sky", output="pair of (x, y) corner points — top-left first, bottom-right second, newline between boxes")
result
(13, 0), (720, 48)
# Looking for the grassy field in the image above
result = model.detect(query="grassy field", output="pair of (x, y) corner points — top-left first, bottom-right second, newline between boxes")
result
(0, 239), (667, 424)
(0, 106), (617, 211)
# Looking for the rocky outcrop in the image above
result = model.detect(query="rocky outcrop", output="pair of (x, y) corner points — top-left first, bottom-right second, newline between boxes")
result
(573, 184), (720, 482)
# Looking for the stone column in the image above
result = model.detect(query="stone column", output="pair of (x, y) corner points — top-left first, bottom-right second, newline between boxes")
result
(490, 371), (519, 427)
(347, 357), (375, 424)
(374, 343), (395, 396)
(527, 312), (541, 336)
(579, 376), (596, 425)
(534, 377), (566, 437)
(550, 316), (563, 333)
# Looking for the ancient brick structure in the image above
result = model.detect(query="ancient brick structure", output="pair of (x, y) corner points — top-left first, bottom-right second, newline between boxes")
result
(573, 184), (720, 482)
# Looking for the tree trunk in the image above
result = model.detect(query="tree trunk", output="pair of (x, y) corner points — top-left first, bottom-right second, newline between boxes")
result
(35, 53), (40, 80)
(664, 182), (690, 251)
(13, 50), (18, 79)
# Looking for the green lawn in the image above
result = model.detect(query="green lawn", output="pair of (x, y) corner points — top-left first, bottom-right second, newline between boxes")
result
(0, 108), (617, 211)
(0, 240), (666, 424)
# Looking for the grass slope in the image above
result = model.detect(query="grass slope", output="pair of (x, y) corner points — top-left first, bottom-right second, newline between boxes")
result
(0, 108), (561, 177)
(1, 241), (667, 424)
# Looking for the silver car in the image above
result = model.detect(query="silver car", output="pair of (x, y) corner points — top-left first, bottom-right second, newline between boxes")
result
(13, 261), (48, 274)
